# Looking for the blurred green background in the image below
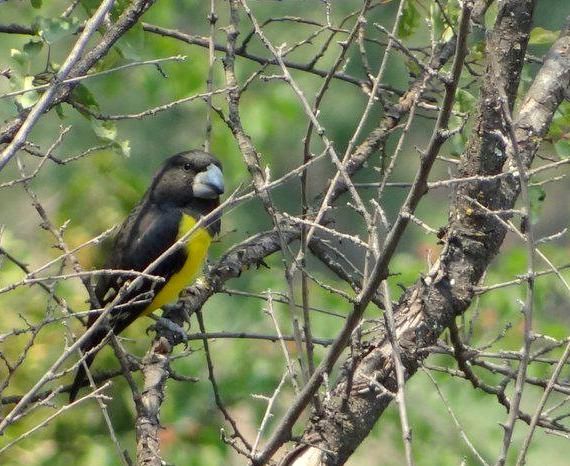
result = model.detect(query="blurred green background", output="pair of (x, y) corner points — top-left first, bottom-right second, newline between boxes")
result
(1, 1), (570, 465)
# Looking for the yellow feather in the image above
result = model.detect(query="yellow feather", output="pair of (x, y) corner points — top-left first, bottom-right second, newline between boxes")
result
(142, 214), (211, 315)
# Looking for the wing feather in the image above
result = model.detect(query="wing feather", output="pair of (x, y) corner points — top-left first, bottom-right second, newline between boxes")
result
(92, 202), (186, 327)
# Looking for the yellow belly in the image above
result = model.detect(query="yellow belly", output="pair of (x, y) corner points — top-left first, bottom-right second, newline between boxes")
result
(143, 214), (211, 315)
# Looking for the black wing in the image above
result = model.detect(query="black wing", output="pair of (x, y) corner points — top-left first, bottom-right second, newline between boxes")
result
(70, 201), (186, 402)
(93, 201), (187, 323)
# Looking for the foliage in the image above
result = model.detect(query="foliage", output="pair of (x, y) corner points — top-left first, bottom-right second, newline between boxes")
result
(0, 1), (569, 465)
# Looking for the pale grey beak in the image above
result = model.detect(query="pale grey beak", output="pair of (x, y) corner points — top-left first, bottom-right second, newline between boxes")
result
(192, 163), (224, 199)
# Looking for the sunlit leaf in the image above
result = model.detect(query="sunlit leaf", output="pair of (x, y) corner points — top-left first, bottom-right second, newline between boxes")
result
(529, 27), (559, 45)
(114, 139), (131, 158)
(10, 49), (28, 67)
(91, 119), (117, 142)
(430, 2), (444, 39)
(15, 76), (40, 109)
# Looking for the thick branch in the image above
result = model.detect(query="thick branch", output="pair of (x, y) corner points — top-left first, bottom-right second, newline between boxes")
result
(286, 5), (570, 466)
(136, 338), (171, 466)
(0, 23), (36, 35)
(181, 223), (301, 316)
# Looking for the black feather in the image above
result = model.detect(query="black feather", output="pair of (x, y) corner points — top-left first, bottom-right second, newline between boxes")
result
(69, 150), (222, 402)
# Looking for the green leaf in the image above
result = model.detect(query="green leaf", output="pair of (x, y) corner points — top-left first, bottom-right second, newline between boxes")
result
(118, 23), (145, 61)
(548, 101), (570, 149)
(449, 115), (466, 156)
(450, 132), (466, 157)
(436, 0), (461, 42)
(442, 26), (454, 42)
(37, 17), (79, 44)
(23, 40), (43, 57)
(71, 84), (100, 113)
(455, 89), (476, 113)
(398, 1), (420, 39)
(55, 104), (65, 120)
(10, 49), (27, 67)
(529, 27), (559, 45)
(33, 71), (55, 87)
(110, 0), (132, 21)
(31, 0), (42, 8)
(469, 41), (486, 64)
(404, 58), (421, 78)
(70, 84), (129, 154)
(79, 0), (101, 14)
(16, 76), (40, 109)
(484, 1), (498, 30)
(91, 119), (117, 142)
(529, 186), (546, 221)
(114, 139), (131, 158)
(430, 2), (444, 40)
(554, 140), (570, 158)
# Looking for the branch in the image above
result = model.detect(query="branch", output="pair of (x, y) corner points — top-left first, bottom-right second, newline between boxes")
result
(0, 0), (116, 171)
(256, 3), (474, 464)
(286, 4), (570, 466)
(0, 23), (36, 35)
(0, 0), (157, 147)
(181, 222), (302, 316)
(132, 219), (303, 462)
(136, 338), (171, 466)
(141, 22), (405, 98)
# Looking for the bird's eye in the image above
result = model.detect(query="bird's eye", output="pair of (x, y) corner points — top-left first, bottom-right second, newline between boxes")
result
(183, 163), (192, 171)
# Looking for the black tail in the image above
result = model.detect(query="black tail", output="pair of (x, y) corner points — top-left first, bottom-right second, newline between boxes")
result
(68, 327), (108, 403)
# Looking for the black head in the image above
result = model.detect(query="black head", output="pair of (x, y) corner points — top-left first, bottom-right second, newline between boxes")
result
(148, 150), (224, 234)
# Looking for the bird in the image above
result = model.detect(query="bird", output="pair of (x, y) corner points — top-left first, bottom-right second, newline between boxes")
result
(69, 150), (224, 402)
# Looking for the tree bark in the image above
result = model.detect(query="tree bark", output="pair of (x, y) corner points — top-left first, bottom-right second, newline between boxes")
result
(286, 5), (570, 466)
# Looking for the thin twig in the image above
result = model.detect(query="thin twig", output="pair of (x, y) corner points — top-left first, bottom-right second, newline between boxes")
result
(0, 0), (117, 171)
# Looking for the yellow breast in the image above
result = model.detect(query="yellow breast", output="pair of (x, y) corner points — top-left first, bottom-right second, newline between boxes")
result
(143, 214), (212, 315)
